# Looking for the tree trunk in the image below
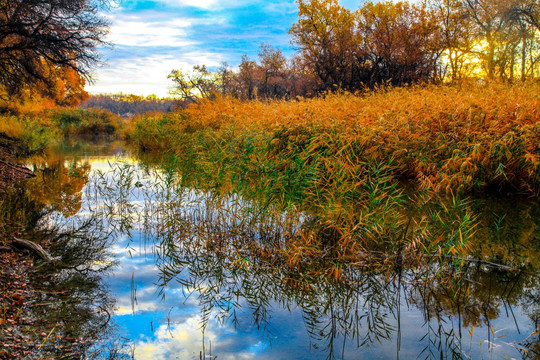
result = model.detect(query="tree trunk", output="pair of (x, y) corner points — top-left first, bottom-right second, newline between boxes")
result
(521, 36), (526, 81)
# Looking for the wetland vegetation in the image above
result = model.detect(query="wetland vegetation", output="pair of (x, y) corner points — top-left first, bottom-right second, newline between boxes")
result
(1, 0), (539, 359)
(0, 124), (539, 358)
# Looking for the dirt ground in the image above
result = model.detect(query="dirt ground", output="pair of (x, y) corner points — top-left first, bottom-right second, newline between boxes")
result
(0, 135), (43, 358)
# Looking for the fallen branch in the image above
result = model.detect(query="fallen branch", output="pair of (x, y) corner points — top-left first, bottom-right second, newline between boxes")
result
(435, 255), (540, 279)
(11, 237), (60, 263)
(0, 159), (36, 178)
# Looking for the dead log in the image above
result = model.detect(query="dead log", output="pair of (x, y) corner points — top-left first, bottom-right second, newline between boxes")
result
(0, 159), (36, 178)
(11, 237), (60, 263)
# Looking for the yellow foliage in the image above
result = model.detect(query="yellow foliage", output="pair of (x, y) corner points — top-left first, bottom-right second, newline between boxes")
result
(132, 81), (540, 196)
(0, 116), (25, 139)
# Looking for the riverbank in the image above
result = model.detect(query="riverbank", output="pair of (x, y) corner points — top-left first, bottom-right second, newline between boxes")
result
(0, 137), (49, 357)
(0, 104), (123, 188)
(0, 154), (114, 358)
(0, 125), (117, 357)
(0, 107), (122, 158)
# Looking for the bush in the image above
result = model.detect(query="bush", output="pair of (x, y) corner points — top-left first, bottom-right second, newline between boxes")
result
(48, 108), (122, 135)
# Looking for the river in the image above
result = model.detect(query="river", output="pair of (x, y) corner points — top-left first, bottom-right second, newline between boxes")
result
(4, 138), (538, 360)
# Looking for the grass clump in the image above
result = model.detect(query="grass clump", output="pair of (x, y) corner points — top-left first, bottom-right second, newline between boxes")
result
(127, 112), (186, 152)
(0, 107), (122, 156)
(0, 116), (55, 154)
(47, 108), (122, 136)
(130, 82), (540, 197)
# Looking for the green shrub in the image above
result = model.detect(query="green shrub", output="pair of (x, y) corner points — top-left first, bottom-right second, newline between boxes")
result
(49, 108), (121, 135)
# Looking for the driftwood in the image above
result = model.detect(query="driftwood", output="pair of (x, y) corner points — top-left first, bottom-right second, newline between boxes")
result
(11, 237), (60, 263)
(0, 159), (36, 177)
(435, 255), (540, 279)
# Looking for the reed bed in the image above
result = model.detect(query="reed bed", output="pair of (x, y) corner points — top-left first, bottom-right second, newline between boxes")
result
(130, 82), (540, 197)
(0, 108), (122, 155)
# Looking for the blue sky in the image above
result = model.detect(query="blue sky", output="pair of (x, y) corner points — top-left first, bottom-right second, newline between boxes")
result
(86, 0), (361, 97)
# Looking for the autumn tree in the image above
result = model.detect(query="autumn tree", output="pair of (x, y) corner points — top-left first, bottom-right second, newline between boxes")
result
(237, 54), (260, 100)
(287, 55), (320, 97)
(1, 66), (90, 112)
(0, 0), (109, 95)
(505, 0), (540, 80)
(431, 0), (475, 79)
(356, 1), (444, 86)
(47, 67), (90, 106)
(168, 65), (219, 103)
(461, 0), (513, 79)
(258, 43), (288, 98)
(289, 0), (358, 91)
(456, 0), (540, 80)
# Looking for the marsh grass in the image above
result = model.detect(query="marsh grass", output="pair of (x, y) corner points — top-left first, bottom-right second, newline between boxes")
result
(0, 108), (122, 156)
(130, 82), (540, 197)
(87, 161), (483, 284)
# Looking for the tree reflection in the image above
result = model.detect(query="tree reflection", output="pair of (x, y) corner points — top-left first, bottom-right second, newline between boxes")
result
(90, 163), (539, 359)
(0, 158), (121, 359)
(23, 156), (91, 217)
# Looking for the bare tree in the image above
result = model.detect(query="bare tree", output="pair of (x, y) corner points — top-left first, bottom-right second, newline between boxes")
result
(237, 54), (260, 100)
(258, 43), (287, 98)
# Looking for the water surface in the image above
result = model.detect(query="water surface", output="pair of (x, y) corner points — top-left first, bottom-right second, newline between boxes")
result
(11, 139), (539, 359)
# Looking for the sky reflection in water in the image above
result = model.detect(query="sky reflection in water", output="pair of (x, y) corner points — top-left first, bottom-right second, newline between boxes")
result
(58, 143), (539, 360)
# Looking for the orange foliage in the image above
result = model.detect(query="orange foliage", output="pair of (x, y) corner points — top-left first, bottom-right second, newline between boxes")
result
(50, 67), (90, 107)
(143, 81), (540, 196)
(0, 64), (89, 116)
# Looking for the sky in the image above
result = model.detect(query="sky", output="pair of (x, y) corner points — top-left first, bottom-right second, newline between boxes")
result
(86, 0), (361, 97)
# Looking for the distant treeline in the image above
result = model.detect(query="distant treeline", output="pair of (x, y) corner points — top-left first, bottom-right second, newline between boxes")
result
(82, 94), (180, 117)
(170, 0), (540, 102)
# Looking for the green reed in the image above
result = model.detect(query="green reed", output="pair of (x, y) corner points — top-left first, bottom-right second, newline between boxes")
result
(82, 154), (539, 359)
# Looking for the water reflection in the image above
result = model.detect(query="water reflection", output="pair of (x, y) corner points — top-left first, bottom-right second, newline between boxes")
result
(86, 160), (538, 360)
(0, 153), (121, 359)
(2, 139), (538, 359)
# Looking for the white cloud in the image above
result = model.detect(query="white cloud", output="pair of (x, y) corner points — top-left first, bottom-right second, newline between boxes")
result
(108, 19), (195, 47)
(264, 1), (297, 14)
(158, 0), (219, 9)
(130, 316), (258, 360)
(155, 0), (271, 10)
(132, 317), (217, 360)
(87, 53), (222, 97)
